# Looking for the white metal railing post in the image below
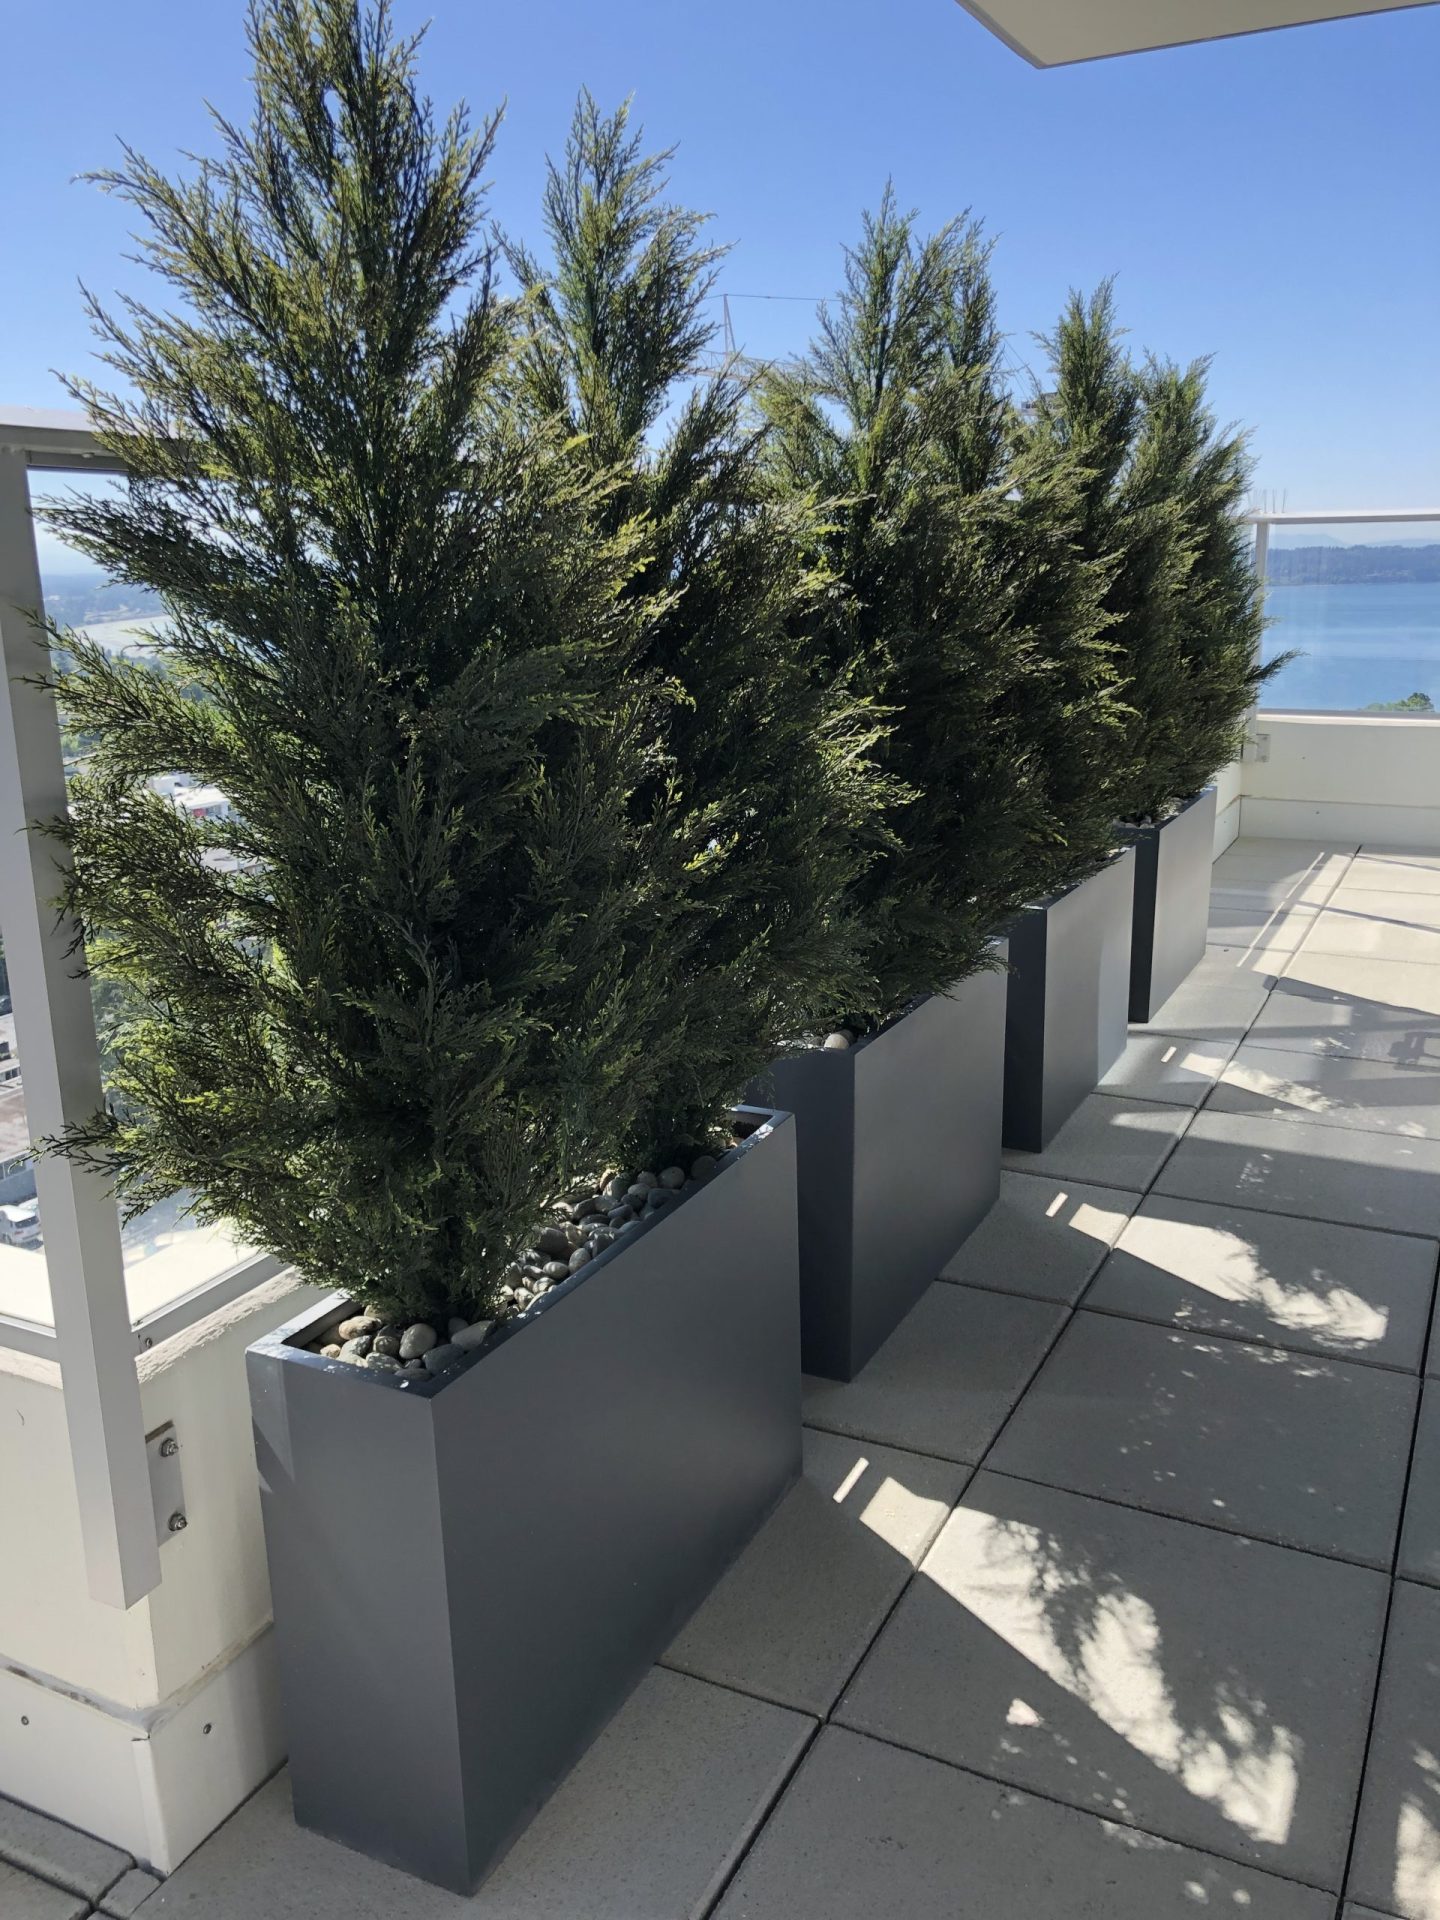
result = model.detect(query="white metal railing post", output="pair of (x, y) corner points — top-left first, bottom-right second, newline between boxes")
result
(1250, 516), (1270, 730)
(1252, 516), (1270, 590)
(0, 447), (160, 1608)
(1231, 515), (1273, 798)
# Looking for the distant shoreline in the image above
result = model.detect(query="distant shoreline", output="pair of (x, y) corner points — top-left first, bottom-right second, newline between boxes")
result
(1265, 545), (1440, 587)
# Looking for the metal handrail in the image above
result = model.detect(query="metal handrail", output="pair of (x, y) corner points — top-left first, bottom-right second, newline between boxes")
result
(0, 405), (127, 472)
(1245, 507), (1440, 525)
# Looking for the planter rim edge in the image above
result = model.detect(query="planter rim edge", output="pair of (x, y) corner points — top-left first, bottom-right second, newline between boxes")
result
(1010, 840), (1137, 920)
(1115, 782), (1219, 838)
(772, 932), (1010, 1066)
(248, 1102), (794, 1399)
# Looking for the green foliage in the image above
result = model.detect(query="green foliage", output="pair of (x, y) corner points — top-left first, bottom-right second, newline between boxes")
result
(1367, 690), (1435, 711)
(36, 0), (697, 1325)
(28, 3), (1277, 1327)
(760, 191), (1124, 1014)
(1031, 284), (1277, 823)
(1140, 356), (1283, 809)
(503, 95), (892, 1133)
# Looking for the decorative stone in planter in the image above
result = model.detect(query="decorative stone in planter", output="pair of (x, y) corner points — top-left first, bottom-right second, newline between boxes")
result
(246, 1108), (800, 1894)
(1003, 847), (1136, 1152)
(1127, 786), (1218, 1023)
(751, 960), (1007, 1382)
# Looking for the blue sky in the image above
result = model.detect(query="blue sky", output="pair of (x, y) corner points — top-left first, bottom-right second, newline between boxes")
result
(4, 0), (1436, 572)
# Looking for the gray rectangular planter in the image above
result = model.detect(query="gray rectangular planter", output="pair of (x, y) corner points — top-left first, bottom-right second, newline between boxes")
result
(1128, 785), (1218, 1022)
(246, 1109), (801, 1894)
(752, 961), (1006, 1382)
(1003, 847), (1136, 1152)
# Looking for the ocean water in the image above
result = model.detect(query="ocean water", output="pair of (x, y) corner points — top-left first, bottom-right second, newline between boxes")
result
(1262, 580), (1440, 713)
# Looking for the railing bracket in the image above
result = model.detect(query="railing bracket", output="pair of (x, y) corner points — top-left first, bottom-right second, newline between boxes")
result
(146, 1422), (187, 1549)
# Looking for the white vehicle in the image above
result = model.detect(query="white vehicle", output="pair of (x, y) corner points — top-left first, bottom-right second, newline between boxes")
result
(0, 1197), (41, 1248)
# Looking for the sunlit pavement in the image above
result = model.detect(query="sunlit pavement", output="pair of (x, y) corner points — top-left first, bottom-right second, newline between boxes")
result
(8, 838), (1440, 1918)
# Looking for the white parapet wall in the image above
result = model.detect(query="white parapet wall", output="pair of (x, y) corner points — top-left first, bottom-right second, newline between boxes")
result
(1242, 713), (1440, 848)
(0, 1273), (322, 1872)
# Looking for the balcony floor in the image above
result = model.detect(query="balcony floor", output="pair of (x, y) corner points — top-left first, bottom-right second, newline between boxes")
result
(9, 837), (1440, 1920)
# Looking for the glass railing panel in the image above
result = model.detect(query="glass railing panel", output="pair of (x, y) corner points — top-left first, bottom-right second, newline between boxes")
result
(1259, 517), (1440, 714)
(0, 942), (53, 1332)
(33, 483), (260, 1326)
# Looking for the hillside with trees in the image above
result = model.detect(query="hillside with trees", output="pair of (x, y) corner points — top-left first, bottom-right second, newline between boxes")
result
(1267, 543), (1440, 585)
(38, 572), (164, 627)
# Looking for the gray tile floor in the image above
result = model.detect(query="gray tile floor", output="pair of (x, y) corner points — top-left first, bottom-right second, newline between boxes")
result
(12, 838), (1440, 1918)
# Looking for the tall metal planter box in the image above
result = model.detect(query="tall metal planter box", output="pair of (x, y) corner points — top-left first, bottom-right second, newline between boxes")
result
(1128, 786), (1218, 1022)
(1003, 847), (1136, 1152)
(753, 964), (1006, 1382)
(246, 1110), (801, 1895)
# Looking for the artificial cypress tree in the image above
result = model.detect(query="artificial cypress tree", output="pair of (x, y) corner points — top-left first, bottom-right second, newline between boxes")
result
(36, 0), (694, 1326)
(1133, 354), (1277, 808)
(760, 191), (1123, 1016)
(503, 95), (891, 1144)
(1031, 284), (1273, 825)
